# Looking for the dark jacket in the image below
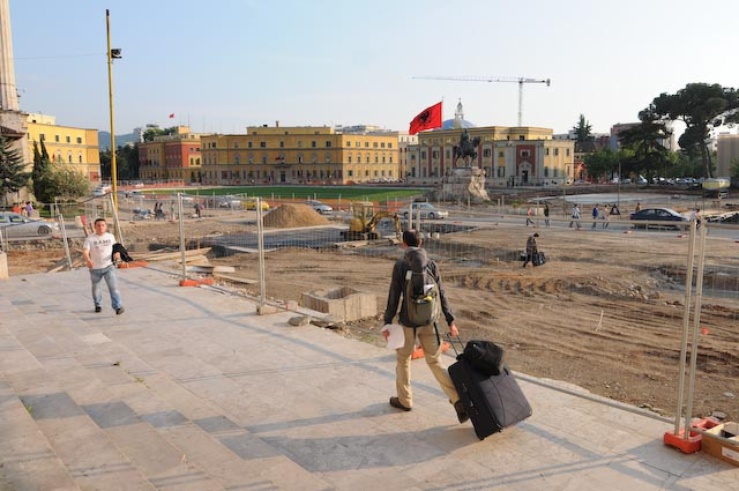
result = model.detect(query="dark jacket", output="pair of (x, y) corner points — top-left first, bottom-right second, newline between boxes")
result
(383, 247), (454, 327)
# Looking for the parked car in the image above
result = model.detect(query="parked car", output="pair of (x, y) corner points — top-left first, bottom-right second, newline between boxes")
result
(0, 213), (60, 238)
(218, 196), (242, 209)
(245, 198), (270, 211)
(403, 202), (449, 219)
(304, 200), (333, 214)
(629, 208), (688, 230)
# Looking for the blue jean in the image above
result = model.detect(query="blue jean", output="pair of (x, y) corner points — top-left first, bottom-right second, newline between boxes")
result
(89, 265), (122, 310)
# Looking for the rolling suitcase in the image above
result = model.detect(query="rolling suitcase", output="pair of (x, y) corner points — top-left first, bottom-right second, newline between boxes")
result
(532, 251), (546, 266)
(448, 338), (532, 440)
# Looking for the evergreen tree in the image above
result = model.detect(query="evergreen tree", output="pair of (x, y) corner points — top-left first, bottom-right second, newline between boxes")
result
(0, 135), (30, 204)
(572, 114), (594, 142)
(32, 140), (54, 204)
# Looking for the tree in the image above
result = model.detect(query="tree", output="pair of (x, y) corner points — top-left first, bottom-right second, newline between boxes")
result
(583, 148), (619, 181)
(617, 105), (674, 179)
(650, 83), (739, 178)
(31, 140), (54, 204)
(0, 134), (30, 205)
(572, 114), (593, 142)
(730, 156), (739, 179)
(47, 163), (90, 200)
(143, 126), (177, 142)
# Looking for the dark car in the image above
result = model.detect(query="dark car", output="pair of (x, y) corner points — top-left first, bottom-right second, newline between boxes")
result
(629, 207), (688, 230)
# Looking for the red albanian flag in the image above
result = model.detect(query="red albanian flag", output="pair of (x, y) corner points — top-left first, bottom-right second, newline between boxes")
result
(409, 101), (442, 135)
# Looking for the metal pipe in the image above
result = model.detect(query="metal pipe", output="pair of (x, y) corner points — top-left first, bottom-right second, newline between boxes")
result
(673, 220), (697, 435)
(684, 222), (708, 430)
(178, 193), (186, 281)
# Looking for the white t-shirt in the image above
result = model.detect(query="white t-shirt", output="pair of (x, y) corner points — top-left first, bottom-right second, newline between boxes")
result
(83, 232), (115, 269)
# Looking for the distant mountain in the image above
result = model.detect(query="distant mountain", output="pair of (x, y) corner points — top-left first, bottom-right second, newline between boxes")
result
(99, 131), (138, 150)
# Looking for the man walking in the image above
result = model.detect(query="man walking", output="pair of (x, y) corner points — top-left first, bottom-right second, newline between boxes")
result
(383, 230), (468, 423)
(569, 204), (581, 229)
(522, 233), (539, 268)
(82, 218), (125, 315)
(591, 204), (599, 229)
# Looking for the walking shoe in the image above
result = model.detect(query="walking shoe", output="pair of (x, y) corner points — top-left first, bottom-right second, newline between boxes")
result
(116, 307), (125, 315)
(454, 400), (470, 423)
(95, 306), (101, 313)
(389, 397), (411, 412)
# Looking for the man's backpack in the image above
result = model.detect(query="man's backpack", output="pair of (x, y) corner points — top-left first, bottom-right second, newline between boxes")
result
(404, 251), (441, 328)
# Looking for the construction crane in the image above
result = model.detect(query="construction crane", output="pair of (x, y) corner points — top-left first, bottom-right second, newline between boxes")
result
(413, 75), (551, 127)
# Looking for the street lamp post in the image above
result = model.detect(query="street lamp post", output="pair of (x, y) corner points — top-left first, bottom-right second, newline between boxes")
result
(106, 9), (121, 212)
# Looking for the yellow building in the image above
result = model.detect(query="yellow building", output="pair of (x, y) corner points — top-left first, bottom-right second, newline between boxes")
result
(138, 126), (202, 183)
(25, 113), (101, 181)
(200, 124), (399, 185)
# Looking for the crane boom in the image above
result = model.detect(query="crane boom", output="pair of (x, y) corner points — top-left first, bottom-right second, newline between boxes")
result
(412, 75), (551, 126)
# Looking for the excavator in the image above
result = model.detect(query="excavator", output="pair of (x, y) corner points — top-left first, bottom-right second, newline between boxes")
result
(341, 201), (401, 241)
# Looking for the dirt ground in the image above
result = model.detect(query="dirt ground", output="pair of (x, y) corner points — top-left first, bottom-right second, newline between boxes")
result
(6, 202), (738, 422)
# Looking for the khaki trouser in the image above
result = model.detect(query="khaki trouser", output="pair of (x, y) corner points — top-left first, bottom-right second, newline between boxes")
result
(395, 323), (459, 408)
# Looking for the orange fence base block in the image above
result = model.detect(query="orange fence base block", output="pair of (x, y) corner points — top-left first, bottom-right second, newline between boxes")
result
(411, 341), (451, 360)
(179, 278), (215, 287)
(118, 261), (149, 269)
(664, 429), (702, 454)
(662, 416), (720, 455)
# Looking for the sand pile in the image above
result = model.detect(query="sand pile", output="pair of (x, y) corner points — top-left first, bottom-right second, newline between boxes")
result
(262, 204), (331, 228)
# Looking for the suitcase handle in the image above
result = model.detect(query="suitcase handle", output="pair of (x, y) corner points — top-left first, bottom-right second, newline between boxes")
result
(445, 333), (466, 357)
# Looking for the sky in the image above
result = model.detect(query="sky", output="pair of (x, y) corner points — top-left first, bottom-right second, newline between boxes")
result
(8, 0), (739, 137)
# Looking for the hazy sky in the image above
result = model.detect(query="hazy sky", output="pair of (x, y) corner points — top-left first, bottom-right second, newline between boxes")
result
(8, 0), (739, 136)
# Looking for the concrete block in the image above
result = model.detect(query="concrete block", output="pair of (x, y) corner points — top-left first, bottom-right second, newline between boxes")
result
(0, 252), (7, 280)
(300, 287), (376, 322)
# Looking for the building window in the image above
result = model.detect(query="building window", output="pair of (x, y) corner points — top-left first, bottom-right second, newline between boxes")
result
(280, 141), (284, 148)
(348, 156), (352, 163)
(325, 141), (331, 147)
(554, 148), (559, 156)
(78, 154), (83, 163)
(498, 151), (504, 157)
(234, 142), (239, 148)
(260, 141), (266, 148)
(520, 150), (530, 157)
(483, 149), (491, 157)
(546, 148), (550, 156)
(248, 142), (253, 148)
(311, 141), (317, 148)
(40, 134), (45, 141)
(566, 148), (570, 157)
(55, 135), (60, 142)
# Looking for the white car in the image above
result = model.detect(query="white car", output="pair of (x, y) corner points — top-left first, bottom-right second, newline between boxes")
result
(0, 213), (60, 238)
(403, 202), (449, 219)
(304, 200), (333, 214)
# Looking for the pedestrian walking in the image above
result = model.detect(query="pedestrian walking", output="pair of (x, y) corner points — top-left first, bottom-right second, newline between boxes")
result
(383, 230), (469, 424)
(544, 202), (550, 227)
(522, 233), (539, 268)
(569, 204), (581, 229)
(525, 207), (534, 227)
(591, 204), (599, 229)
(82, 218), (124, 315)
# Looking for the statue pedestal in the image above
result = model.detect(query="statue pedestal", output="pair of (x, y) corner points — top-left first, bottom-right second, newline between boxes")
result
(439, 167), (490, 203)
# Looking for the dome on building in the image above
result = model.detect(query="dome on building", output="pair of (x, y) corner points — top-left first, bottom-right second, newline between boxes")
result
(436, 98), (476, 130)
(441, 118), (476, 130)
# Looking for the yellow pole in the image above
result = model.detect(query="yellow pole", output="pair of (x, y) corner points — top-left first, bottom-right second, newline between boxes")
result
(106, 9), (118, 212)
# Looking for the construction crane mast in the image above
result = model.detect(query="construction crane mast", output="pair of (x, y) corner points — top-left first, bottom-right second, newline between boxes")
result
(413, 75), (550, 127)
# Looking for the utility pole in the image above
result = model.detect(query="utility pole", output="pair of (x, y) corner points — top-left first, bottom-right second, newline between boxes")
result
(413, 75), (550, 126)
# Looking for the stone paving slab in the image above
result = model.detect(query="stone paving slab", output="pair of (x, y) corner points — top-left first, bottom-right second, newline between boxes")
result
(0, 267), (737, 490)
